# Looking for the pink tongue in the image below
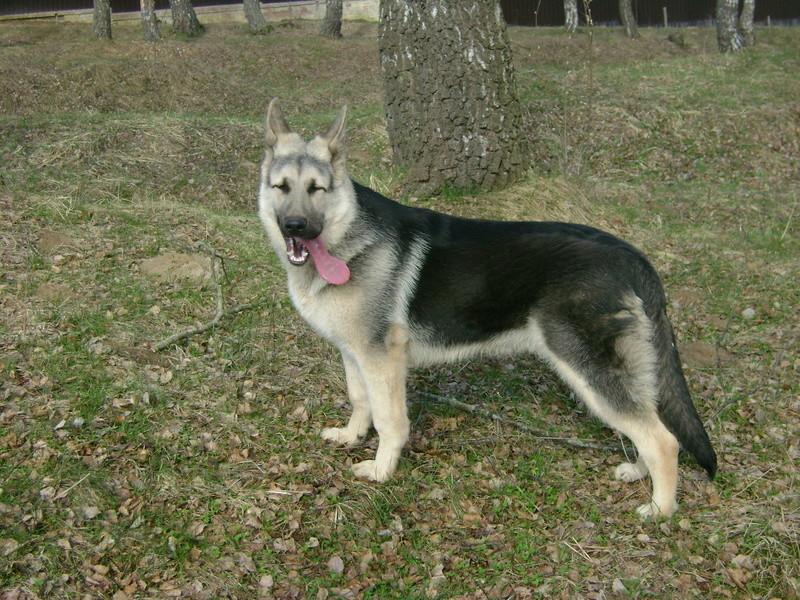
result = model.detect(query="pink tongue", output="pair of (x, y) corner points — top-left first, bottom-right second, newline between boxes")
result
(301, 238), (350, 285)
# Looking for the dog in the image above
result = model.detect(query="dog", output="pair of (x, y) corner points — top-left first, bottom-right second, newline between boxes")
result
(257, 100), (717, 519)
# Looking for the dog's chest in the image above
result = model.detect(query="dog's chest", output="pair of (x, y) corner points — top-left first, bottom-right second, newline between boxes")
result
(288, 275), (363, 346)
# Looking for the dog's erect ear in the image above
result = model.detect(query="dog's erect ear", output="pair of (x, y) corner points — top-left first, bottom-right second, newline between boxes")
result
(323, 105), (348, 174)
(265, 99), (292, 148)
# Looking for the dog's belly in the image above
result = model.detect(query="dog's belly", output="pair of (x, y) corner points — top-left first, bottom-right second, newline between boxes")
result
(407, 319), (549, 367)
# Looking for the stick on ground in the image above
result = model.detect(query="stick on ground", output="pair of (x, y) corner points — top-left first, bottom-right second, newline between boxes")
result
(152, 243), (263, 351)
(415, 391), (635, 455)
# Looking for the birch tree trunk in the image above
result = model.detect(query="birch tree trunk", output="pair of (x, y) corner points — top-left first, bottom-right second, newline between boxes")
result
(618, 0), (638, 38)
(379, 0), (529, 194)
(738, 0), (756, 47)
(140, 0), (160, 41)
(716, 0), (744, 53)
(320, 0), (343, 38)
(92, 0), (112, 40)
(564, 0), (578, 33)
(243, 0), (269, 34)
(169, 0), (204, 37)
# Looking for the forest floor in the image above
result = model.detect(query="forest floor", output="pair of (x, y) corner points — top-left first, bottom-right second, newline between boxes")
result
(0, 19), (798, 600)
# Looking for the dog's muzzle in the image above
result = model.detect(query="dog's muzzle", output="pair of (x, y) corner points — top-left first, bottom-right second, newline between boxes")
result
(280, 216), (320, 266)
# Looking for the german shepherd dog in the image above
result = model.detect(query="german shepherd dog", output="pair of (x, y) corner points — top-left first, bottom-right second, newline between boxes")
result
(258, 100), (716, 518)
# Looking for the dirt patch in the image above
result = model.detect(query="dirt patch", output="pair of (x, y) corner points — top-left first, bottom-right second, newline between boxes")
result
(680, 341), (737, 369)
(33, 282), (72, 303)
(36, 230), (84, 255)
(139, 252), (212, 284)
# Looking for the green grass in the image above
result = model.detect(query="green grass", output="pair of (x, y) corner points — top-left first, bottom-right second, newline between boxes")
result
(0, 19), (798, 600)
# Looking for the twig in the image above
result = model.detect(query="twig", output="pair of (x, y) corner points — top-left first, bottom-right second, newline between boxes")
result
(54, 473), (91, 500)
(152, 244), (263, 351)
(415, 391), (635, 455)
(153, 301), (263, 352)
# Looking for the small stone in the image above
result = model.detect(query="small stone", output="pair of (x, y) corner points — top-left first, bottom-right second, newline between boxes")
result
(327, 555), (344, 574)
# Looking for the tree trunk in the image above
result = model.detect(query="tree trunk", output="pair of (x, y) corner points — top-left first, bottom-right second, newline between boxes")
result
(169, 0), (204, 36)
(243, 0), (269, 34)
(738, 0), (756, 47)
(564, 0), (578, 33)
(379, 0), (529, 194)
(320, 0), (343, 38)
(618, 0), (638, 38)
(140, 0), (160, 41)
(92, 0), (112, 40)
(716, 0), (744, 53)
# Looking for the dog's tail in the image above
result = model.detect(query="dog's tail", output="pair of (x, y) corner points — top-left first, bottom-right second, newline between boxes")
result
(652, 309), (717, 479)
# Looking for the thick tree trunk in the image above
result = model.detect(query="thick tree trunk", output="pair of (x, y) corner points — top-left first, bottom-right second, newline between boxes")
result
(738, 0), (756, 47)
(716, 0), (744, 53)
(564, 0), (578, 33)
(169, 0), (204, 36)
(320, 0), (343, 38)
(92, 0), (112, 40)
(243, 0), (269, 34)
(618, 0), (638, 38)
(379, 0), (529, 194)
(140, 0), (160, 41)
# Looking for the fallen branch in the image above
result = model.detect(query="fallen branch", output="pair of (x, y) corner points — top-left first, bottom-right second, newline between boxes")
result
(415, 391), (635, 455)
(152, 243), (263, 351)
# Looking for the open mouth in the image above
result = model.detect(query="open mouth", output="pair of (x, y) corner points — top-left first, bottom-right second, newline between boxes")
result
(281, 235), (351, 286)
(284, 237), (310, 266)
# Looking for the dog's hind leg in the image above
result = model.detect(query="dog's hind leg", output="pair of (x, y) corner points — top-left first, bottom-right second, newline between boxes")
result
(535, 306), (681, 518)
(610, 415), (680, 518)
(321, 354), (373, 446)
(350, 325), (410, 482)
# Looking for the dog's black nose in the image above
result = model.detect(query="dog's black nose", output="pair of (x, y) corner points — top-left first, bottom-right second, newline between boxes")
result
(283, 217), (308, 236)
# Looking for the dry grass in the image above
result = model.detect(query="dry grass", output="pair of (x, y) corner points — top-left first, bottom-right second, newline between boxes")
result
(0, 19), (798, 600)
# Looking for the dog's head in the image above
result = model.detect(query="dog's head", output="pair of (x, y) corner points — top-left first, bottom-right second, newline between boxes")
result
(259, 100), (353, 284)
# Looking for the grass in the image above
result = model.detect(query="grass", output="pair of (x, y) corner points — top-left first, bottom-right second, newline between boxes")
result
(1, 18), (798, 600)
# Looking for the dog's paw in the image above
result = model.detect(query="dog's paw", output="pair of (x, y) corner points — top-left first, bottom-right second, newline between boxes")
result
(351, 459), (392, 483)
(614, 461), (648, 483)
(321, 427), (361, 447)
(635, 501), (677, 520)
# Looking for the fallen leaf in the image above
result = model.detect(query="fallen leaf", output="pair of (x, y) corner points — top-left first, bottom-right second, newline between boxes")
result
(82, 506), (101, 519)
(0, 539), (20, 557)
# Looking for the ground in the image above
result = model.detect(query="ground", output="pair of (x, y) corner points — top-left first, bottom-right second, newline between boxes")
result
(0, 19), (798, 600)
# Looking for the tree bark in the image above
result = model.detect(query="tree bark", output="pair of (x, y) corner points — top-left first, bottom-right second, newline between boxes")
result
(92, 0), (112, 40)
(243, 0), (269, 34)
(169, 0), (204, 37)
(716, 0), (744, 53)
(564, 0), (578, 33)
(618, 0), (638, 38)
(140, 0), (160, 41)
(738, 0), (756, 47)
(379, 0), (529, 194)
(320, 0), (343, 38)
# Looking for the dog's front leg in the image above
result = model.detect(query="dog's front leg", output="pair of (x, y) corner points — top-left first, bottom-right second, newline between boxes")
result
(350, 325), (410, 483)
(321, 354), (372, 446)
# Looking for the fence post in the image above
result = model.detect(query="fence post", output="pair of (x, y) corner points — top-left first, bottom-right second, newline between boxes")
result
(663, 6), (668, 27)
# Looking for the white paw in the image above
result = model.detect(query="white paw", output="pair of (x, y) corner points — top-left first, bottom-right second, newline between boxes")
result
(636, 501), (677, 520)
(351, 459), (393, 483)
(321, 427), (362, 447)
(615, 462), (648, 483)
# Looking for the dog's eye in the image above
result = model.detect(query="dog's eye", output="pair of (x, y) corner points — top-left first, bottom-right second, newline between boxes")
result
(273, 182), (290, 193)
(307, 182), (326, 194)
